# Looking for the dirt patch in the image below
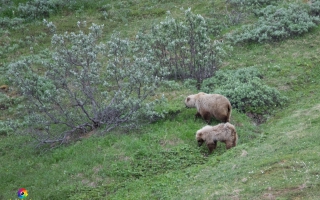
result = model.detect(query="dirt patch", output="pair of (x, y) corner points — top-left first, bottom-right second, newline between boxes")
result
(292, 104), (320, 119)
(278, 85), (290, 91)
(79, 130), (96, 139)
(81, 179), (96, 187)
(246, 112), (267, 125)
(65, 130), (96, 143)
(240, 150), (248, 157)
(93, 165), (102, 174)
(261, 183), (307, 200)
(117, 154), (131, 162)
(286, 104), (320, 138)
(159, 137), (183, 147)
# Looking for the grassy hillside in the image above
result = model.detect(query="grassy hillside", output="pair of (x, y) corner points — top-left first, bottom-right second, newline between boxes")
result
(1, 0), (320, 199)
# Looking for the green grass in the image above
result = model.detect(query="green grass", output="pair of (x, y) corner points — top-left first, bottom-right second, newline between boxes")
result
(1, 0), (320, 199)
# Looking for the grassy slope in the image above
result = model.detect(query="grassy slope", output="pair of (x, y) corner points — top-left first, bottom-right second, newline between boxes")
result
(1, 0), (320, 199)
(99, 30), (320, 200)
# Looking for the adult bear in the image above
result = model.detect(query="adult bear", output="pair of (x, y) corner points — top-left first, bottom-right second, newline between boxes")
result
(185, 92), (231, 123)
(196, 122), (238, 154)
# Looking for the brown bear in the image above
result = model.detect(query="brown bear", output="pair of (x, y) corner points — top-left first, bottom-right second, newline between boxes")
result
(196, 123), (238, 154)
(185, 92), (231, 123)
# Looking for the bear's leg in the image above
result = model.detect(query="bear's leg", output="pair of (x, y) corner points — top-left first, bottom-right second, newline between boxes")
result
(194, 112), (201, 118)
(214, 112), (229, 123)
(195, 112), (202, 120)
(202, 112), (211, 124)
(223, 116), (229, 123)
(225, 140), (235, 149)
(207, 141), (217, 154)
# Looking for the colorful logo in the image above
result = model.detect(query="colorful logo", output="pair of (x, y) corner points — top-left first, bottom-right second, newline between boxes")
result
(17, 188), (28, 199)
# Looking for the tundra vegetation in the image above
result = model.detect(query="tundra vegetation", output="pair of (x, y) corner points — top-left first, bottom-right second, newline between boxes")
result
(0, 0), (320, 199)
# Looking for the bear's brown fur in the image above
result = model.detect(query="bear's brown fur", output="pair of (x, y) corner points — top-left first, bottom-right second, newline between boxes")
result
(196, 123), (238, 154)
(185, 92), (231, 123)
(0, 85), (9, 92)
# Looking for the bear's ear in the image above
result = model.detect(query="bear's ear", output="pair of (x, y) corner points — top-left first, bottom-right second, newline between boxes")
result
(187, 97), (190, 102)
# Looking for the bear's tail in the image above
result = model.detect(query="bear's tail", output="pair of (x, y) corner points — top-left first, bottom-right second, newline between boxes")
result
(226, 103), (232, 122)
(227, 123), (238, 146)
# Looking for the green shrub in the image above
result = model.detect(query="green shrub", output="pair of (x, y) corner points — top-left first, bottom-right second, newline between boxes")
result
(136, 8), (227, 89)
(7, 23), (168, 146)
(0, 93), (11, 111)
(0, 17), (25, 29)
(310, 0), (320, 16)
(0, 121), (13, 136)
(227, 0), (280, 8)
(12, 0), (98, 21)
(0, 0), (16, 18)
(201, 67), (287, 114)
(229, 3), (320, 43)
(0, 93), (17, 136)
(99, 2), (134, 23)
(17, 0), (56, 20)
(183, 79), (198, 91)
(201, 66), (262, 89)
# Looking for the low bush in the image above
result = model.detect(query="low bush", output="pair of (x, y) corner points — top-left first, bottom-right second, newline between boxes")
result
(0, 93), (11, 111)
(201, 67), (287, 114)
(0, 17), (25, 29)
(227, 0), (280, 8)
(310, 0), (320, 16)
(17, 0), (58, 20)
(2, 0), (100, 21)
(229, 3), (320, 43)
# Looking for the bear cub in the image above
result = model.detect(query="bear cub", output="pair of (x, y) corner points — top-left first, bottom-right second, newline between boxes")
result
(196, 122), (238, 154)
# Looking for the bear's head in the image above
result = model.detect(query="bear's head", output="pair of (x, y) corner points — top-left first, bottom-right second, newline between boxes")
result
(185, 95), (196, 108)
(196, 131), (205, 147)
(185, 92), (207, 108)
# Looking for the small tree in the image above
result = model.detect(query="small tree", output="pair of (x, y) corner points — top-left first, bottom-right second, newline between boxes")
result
(136, 8), (227, 89)
(7, 23), (167, 145)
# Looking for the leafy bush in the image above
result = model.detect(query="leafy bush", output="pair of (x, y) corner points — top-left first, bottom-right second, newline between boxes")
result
(99, 2), (133, 23)
(7, 23), (167, 145)
(17, 0), (58, 20)
(224, 5), (249, 26)
(17, 0), (90, 20)
(0, 121), (13, 136)
(136, 8), (227, 89)
(310, 0), (320, 16)
(183, 79), (198, 91)
(202, 66), (262, 88)
(201, 67), (287, 114)
(229, 3), (320, 43)
(227, 0), (280, 8)
(0, 17), (25, 29)
(0, 93), (11, 111)
(0, 0), (17, 18)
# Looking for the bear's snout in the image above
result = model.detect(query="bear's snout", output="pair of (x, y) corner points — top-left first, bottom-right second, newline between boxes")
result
(197, 139), (204, 147)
